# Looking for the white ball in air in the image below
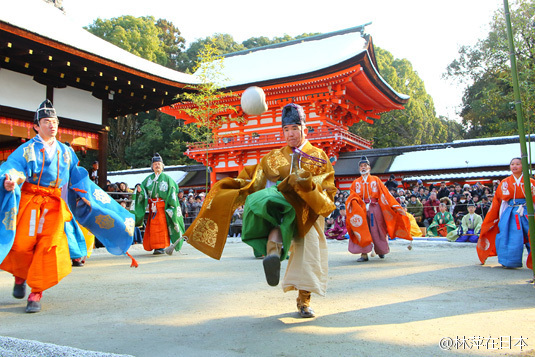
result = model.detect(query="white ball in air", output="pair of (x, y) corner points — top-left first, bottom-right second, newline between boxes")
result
(241, 86), (268, 115)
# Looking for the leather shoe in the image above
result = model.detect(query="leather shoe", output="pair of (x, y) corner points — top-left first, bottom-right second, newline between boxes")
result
(13, 282), (26, 299)
(299, 306), (315, 318)
(72, 258), (84, 267)
(356, 256), (369, 262)
(153, 249), (165, 255)
(379, 255), (385, 259)
(25, 300), (41, 313)
(263, 254), (281, 286)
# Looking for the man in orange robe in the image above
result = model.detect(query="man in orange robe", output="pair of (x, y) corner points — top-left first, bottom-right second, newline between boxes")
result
(345, 157), (412, 261)
(478, 157), (534, 269)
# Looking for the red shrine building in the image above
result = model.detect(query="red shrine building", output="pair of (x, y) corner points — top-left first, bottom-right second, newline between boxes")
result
(161, 25), (409, 186)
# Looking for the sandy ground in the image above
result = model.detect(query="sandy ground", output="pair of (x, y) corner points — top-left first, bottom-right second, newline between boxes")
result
(1, 238), (535, 357)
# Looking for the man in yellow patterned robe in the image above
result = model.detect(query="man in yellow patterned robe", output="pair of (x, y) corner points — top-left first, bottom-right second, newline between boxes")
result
(181, 103), (336, 318)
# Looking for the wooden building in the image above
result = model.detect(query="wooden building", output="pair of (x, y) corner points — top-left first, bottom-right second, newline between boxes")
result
(334, 135), (534, 191)
(161, 25), (409, 185)
(0, 0), (198, 187)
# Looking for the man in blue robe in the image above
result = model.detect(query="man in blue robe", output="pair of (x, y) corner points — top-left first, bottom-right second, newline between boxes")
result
(0, 100), (135, 313)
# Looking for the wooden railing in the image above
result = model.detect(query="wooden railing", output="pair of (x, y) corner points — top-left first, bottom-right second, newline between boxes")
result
(186, 127), (372, 153)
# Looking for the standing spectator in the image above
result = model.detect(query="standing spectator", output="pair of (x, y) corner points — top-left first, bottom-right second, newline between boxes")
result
(131, 153), (185, 255)
(385, 174), (398, 192)
(178, 190), (187, 218)
(437, 181), (449, 199)
(89, 160), (99, 185)
(191, 196), (203, 218)
(185, 195), (195, 229)
(406, 194), (424, 227)
(423, 191), (440, 228)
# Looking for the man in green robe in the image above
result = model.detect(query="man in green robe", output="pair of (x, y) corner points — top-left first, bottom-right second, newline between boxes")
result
(427, 202), (457, 239)
(448, 201), (483, 242)
(131, 153), (185, 254)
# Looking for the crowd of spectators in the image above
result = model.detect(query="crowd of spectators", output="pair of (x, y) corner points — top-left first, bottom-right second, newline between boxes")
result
(101, 174), (499, 242)
(323, 176), (499, 242)
(103, 180), (207, 230)
(388, 179), (495, 228)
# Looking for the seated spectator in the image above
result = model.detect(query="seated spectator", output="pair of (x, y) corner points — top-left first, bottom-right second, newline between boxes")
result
(325, 202), (341, 230)
(326, 205), (347, 240)
(492, 179), (500, 193)
(229, 205), (244, 237)
(423, 191), (440, 228)
(422, 187), (430, 200)
(396, 188), (406, 204)
(406, 194), (424, 227)
(401, 203), (422, 238)
(448, 201), (482, 243)
(385, 174), (398, 192)
(476, 195), (491, 219)
(440, 196), (452, 212)
(453, 192), (469, 224)
(418, 187), (427, 200)
(448, 195), (458, 214)
(427, 203), (457, 238)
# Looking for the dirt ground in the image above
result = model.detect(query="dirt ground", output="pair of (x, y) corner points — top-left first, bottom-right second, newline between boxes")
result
(1, 238), (534, 357)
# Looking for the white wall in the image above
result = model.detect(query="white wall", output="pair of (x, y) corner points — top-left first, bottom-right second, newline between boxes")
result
(0, 68), (46, 112)
(0, 68), (102, 125)
(54, 86), (102, 125)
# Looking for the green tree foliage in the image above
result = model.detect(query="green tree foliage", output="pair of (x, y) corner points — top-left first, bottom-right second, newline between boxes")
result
(445, 0), (535, 138)
(350, 47), (462, 147)
(87, 16), (188, 170)
(155, 18), (187, 70)
(86, 16), (171, 66)
(177, 34), (245, 72)
(177, 42), (242, 188)
(123, 111), (194, 168)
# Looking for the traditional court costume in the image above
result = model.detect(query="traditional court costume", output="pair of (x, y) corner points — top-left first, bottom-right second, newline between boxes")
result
(132, 154), (185, 253)
(345, 161), (412, 258)
(478, 173), (534, 268)
(0, 100), (135, 312)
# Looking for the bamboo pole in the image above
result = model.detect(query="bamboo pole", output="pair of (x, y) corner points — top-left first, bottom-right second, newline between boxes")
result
(503, 0), (535, 278)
